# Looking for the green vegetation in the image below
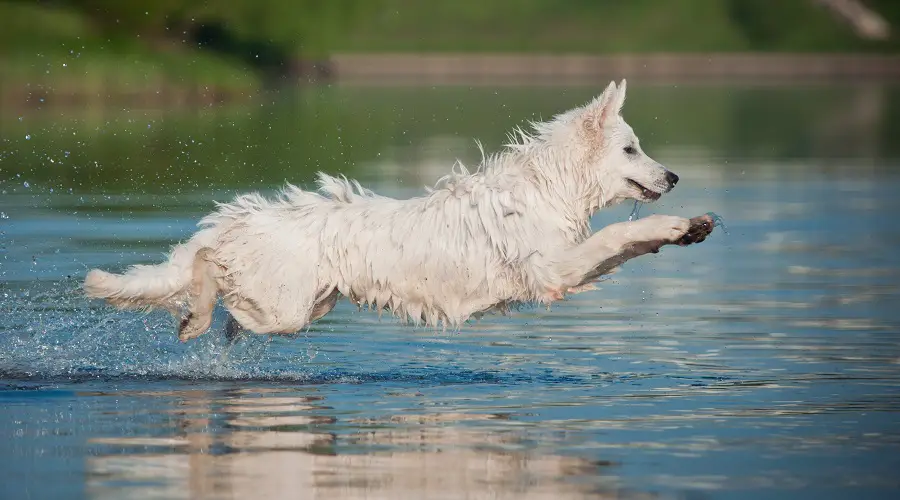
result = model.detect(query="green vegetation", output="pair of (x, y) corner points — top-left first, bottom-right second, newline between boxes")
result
(336, 0), (900, 53)
(1, 0), (899, 98)
(0, 2), (260, 97)
(0, 0), (380, 98)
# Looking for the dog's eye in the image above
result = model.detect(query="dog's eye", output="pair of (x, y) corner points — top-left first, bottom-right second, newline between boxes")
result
(623, 146), (637, 155)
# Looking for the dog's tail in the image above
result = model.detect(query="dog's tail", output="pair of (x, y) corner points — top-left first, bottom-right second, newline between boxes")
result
(84, 229), (216, 311)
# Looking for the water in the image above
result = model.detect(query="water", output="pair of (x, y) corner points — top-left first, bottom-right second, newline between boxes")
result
(2, 83), (900, 499)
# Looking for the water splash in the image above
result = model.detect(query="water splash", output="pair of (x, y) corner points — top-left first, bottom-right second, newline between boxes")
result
(0, 280), (556, 386)
(0, 280), (300, 381)
(705, 211), (729, 235)
(628, 200), (643, 221)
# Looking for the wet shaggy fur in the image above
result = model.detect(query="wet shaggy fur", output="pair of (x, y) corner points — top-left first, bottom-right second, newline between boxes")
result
(84, 80), (715, 341)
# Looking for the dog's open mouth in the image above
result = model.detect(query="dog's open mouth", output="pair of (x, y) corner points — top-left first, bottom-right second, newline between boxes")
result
(626, 179), (662, 201)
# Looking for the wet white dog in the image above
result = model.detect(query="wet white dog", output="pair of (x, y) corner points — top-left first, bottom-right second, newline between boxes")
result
(84, 80), (715, 341)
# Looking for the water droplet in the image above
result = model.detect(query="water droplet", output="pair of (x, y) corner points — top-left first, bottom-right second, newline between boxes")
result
(628, 200), (643, 221)
(0, 212), (8, 219)
(25, 134), (31, 140)
(23, 181), (30, 188)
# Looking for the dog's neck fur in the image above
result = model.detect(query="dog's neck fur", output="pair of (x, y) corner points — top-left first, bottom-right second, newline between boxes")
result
(427, 113), (617, 245)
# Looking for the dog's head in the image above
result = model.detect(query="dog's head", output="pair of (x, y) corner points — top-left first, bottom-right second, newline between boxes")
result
(553, 80), (678, 208)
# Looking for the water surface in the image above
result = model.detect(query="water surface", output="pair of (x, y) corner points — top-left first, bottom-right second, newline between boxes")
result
(2, 83), (900, 499)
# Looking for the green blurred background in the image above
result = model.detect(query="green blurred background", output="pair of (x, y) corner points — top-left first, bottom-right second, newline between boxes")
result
(2, 0), (899, 94)
(2, 0), (899, 196)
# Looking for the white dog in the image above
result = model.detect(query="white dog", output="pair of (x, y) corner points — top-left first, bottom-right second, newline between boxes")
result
(84, 80), (715, 341)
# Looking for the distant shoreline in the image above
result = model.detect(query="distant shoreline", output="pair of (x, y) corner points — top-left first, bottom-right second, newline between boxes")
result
(4, 53), (899, 110)
(331, 53), (900, 85)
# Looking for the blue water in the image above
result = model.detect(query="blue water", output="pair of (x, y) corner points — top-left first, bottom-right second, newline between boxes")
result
(2, 85), (900, 499)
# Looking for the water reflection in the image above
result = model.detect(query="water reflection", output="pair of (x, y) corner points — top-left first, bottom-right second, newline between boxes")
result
(85, 390), (621, 500)
(3, 83), (900, 194)
(70, 380), (900, 499)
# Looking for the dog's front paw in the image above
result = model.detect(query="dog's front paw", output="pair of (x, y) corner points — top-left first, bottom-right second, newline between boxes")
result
(676, 214), (715, 246)
(630, 214), (691, 244)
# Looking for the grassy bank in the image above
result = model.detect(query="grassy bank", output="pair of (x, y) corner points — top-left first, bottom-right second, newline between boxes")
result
(1, 0), (899, 102)
(0, 2), (260, 103)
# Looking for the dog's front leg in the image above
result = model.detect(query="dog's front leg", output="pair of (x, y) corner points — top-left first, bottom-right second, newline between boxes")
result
(545, 214), (714, 291)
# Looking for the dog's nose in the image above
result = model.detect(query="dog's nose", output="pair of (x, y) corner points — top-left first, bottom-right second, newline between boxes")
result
(665, 171), (679, 188)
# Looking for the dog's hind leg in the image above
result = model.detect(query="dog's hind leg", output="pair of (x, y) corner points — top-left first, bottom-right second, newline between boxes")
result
(178, 248), (219, 341)
(223, 285), (339, 336)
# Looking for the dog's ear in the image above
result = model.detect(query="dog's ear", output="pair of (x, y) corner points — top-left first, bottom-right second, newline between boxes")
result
(582, 81), (619, 134)
(615, 79), (627, 115)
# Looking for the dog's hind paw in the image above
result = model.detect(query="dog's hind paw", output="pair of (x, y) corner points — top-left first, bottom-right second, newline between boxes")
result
(178, 313), (212, 342)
